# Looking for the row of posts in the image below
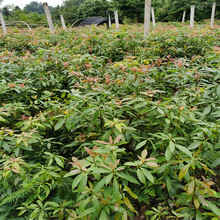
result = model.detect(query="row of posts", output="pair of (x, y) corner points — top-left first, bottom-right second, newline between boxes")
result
(184, 2), (216, 29)
(0, 2), (217, 35)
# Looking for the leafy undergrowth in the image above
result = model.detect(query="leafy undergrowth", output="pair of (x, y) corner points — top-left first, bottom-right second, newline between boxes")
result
(0, 23), (220, 220)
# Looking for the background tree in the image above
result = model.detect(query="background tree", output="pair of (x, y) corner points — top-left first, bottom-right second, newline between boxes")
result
(23, 1), (44, 14)
(2, 6), (11, 18)
(77, 0), (110, 19)
(59, 0), (86, 24)
(111, 0), (145, 23)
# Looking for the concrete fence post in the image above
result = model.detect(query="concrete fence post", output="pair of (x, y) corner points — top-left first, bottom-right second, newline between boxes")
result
(144, 0), (151, 37)
(0, 10), (7, 34)
(190, 5), (195, 28)
(182, 11), (186, 23)
(151, 7), (156, 27)
(210, 2), (216, 29)
(114, 11), (119, 29)
(108, 12), (111, 28)
(43, 2), (55, 34)
(60, 15), (66, 30)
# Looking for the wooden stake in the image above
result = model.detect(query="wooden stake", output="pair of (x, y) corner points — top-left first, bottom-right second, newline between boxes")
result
(114, 11), (119, 29)
(43, 2), (55, 34)
(151, 7), (156, 27)
(190, 5), (195, 28)
(144, 0), (151, 37)
(0, 9), (7, 34)
(210, 2), (216, 29)
(182, 11), (186, 23)
(60, 15), (66, 30)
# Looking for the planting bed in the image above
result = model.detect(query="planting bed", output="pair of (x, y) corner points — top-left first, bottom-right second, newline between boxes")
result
(0, 23), (220, 219)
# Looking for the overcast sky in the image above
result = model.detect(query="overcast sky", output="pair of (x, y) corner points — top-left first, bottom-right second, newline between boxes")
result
(0, 0), (63, 9)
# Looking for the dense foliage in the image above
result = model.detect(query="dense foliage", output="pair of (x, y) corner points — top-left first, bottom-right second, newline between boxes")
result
(0, 23), (220, 219)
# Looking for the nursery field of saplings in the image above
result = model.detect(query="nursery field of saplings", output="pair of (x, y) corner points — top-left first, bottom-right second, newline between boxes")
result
(0, 23), (220, 220)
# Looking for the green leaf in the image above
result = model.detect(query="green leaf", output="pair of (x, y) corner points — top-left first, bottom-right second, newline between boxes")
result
(115, 124), (122, 133)
(92, 196), (100, 210)
(207, 201), (220, 217)
(18, 209), (27, 216)
(3, 142), (10, 151)
(145, 210), (156, 215)
(141, 149), (148, 160)
(194, 198), (200, 209)
(179, 163), (190, 181)
(93, 110), (99, 122)
(135, 140), (147, 151)
(166, 175), (171, 191)
(169, 140), (175, 153)
(66, 118), (72, 131)
(176, 144), (192, 157)
(94, 177), (106, 194)
(63, 169), (81, 178)
(122, 211), (127, 220)
(0, 116), (7, 122)
(189, 141), (201, 150)
(80, 207), (96, 217)
(197, 192), (208, 207)
(116, 172), (140, 185)
(39, 210), (44, 220)
(165, 147), (172, 161)
(124, 196), (137, 213)
(180, 115), (185, 123)
(196, 210), (202, 220)
(157, 162), (173, 173)
(140, 168), (154, 183)
(113, 178), (120, 201)
(212, 158), (220, 168)
(216, 85), (220, 98)
(54, 118), (65, 131)
(46, 202), (59, 208)
(55, 157), (64, 168)
(137, 169), (146, 184)
(187, 180), (195, 195)
(203, 105), (211, 115)
(72, 173), (83, 190)
(124, 186), (138, 199)
(190, 112), (196, 120)
(157, 108), (164, 115)
(165, 118), (170, 124)
(105, 173), (113, 185)
(99, 209), (108, 220)
(93, 168), (111, 174)
(78, 173), (88, 193)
